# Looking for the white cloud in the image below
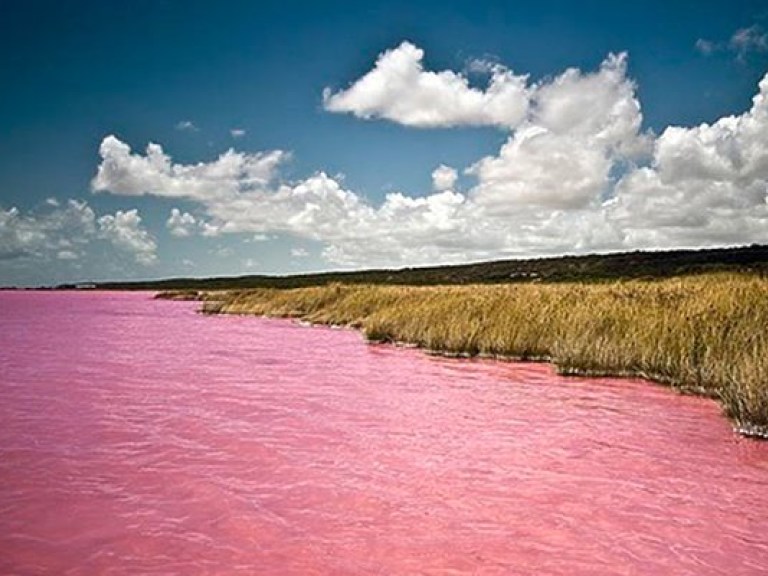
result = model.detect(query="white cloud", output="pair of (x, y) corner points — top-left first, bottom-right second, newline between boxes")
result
(176, 120), (198, 132)
(93, 140), (369, 239)
(0, 207), (46, 260)
(432, 164), (458, 191)
(92, 135), (288, 202)
(0, 200), (158, 269)
(470, 126), (614, 210)
(465, 57), (501, 75)
(97, 209), (158, 265)
(200, 221), (223, 237)
(323, 41), (531, 128)
(470, 52), (649, 212)
(57, 250), (78, 260)
(608, 73), (768, 247)
(695, 25), (768, 61)
(290, 247), (309, 258)
(695, 38), (716, 56)
(0, 200), (96, 261)
(230, 128), (246, 138)
(730, 25), (768, 59)
(166, 208), (197, 237)
(91, 46), (768, 268)
(532, 53), (647, 157)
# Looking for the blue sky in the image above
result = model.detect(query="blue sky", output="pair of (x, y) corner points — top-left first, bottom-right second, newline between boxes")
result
(2, 0), (768, 285)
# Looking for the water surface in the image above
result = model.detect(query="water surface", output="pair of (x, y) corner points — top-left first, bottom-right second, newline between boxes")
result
(1, 291), (766, 574)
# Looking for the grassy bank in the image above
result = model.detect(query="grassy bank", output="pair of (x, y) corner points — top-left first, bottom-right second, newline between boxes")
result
(192, 273), (768, 438)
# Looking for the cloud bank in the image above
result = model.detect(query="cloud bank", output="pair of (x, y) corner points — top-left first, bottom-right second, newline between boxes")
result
(0, 200), (157, 267)
(87, 43), (768, 268)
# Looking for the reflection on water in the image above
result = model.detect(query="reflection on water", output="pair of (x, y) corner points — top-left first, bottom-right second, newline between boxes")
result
(0, 291), (766, 575)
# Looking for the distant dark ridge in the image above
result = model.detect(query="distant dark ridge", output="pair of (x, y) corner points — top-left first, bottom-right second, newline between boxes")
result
(56, 244), (768, 291)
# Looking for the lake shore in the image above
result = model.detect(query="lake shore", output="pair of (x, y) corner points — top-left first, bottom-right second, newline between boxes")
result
(160, 273), (768, 439)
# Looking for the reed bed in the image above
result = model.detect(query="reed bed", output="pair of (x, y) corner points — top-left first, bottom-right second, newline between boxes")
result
(196, 273), (768, 437)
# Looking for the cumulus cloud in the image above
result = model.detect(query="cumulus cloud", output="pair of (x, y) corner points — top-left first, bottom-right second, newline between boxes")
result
(175, 120), (198, 132)
(431, 164), (459, 191)
(92, 135), (288, 202)
(93, 141), (368, 238)
(465, 56), (502, 75)
(323, 41), (531, 128)
(608, 74), (768, 247)
(0, 200), (157, 268)
(97, 209), (158, 265)
(230, 128), (246, 138)
(532, 53), (647, 156)
(470, 52), (650, 213)
(0, 207), (47, 261)
(0, 200), (95, 261)
(470, 126), (613, 210)
(166, 208), (197, 237)
(91, 44), (768, 268)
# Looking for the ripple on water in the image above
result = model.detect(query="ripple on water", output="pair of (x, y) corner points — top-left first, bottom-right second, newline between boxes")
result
(0, 290), (767, 575)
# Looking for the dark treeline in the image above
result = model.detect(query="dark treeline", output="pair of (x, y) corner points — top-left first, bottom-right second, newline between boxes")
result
(55, 244), (768, 291)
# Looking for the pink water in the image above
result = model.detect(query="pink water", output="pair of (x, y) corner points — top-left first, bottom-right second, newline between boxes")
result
(1, 292), (767, 575)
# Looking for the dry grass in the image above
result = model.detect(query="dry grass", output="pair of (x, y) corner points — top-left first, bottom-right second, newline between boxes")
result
(195, 273), (768, 436)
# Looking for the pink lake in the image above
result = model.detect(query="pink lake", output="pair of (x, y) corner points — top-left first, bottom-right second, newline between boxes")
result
(0, 290), (767, 575)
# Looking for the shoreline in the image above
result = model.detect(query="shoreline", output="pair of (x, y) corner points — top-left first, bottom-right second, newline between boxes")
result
(159, 274), (768, 440)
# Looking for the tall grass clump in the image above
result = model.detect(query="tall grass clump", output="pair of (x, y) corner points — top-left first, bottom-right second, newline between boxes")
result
(192, 274), (768, 437)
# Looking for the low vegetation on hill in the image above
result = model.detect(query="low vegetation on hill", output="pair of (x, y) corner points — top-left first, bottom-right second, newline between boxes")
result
(61, 244), (768, 291)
